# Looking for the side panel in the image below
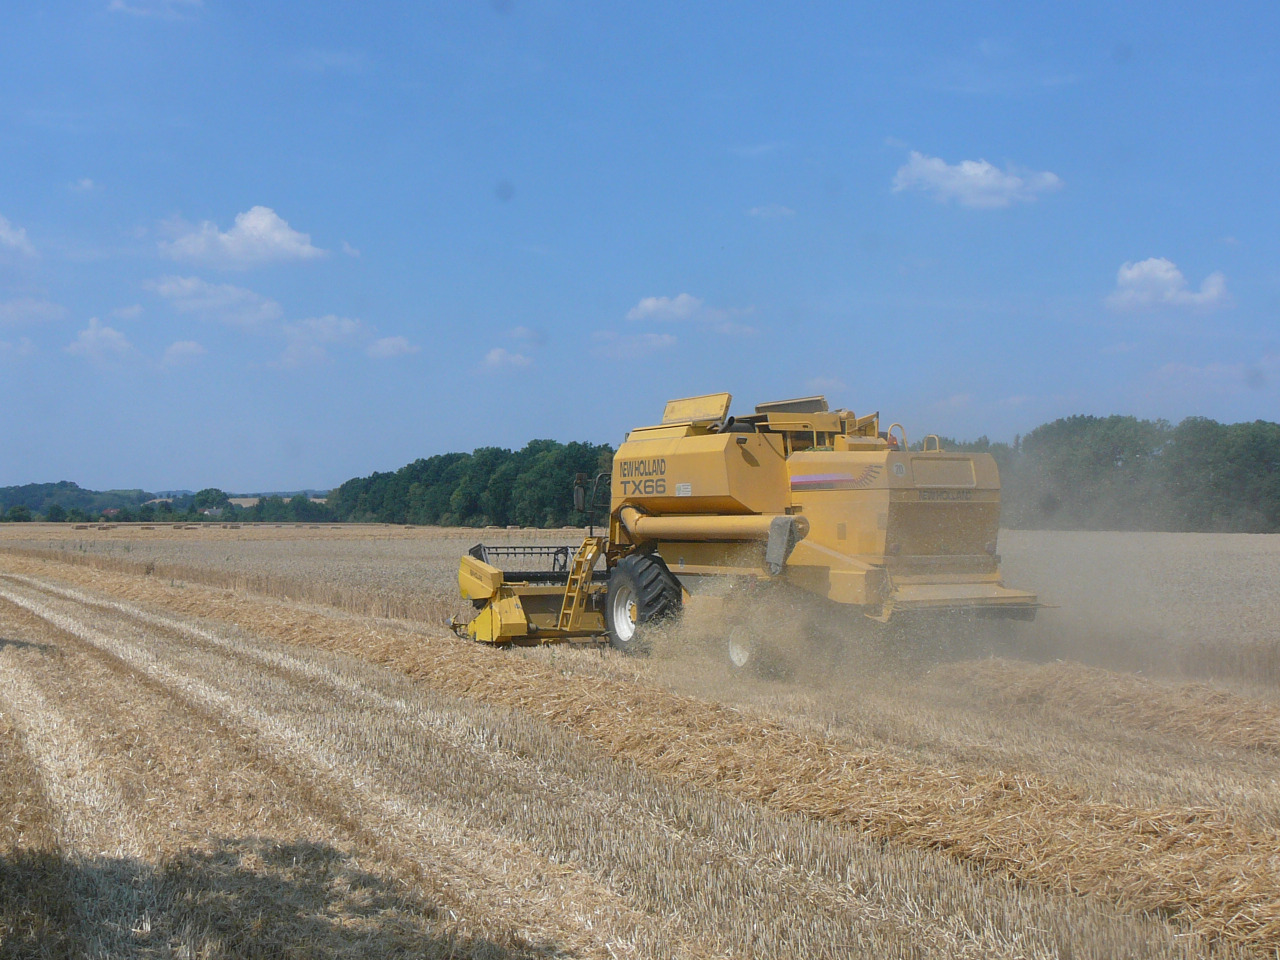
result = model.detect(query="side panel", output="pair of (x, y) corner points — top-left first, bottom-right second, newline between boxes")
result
(611, 431), (788, 518)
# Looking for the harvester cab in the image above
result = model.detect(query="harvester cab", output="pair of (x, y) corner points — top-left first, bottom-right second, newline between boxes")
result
(455, 392), (1038, 665)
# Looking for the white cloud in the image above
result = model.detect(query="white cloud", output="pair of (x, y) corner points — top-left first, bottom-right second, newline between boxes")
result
(747, 204), (795, 220)
(1105, 258), (1229, 311)
(483, 347), (531, 368)
(108, 0), (201, 18)
(161, 206), (326, 268)
(162, 340), (206, 367)
(367, 336), (419, 359)
(341, 241), (361, 258)
(892, 151), (1063, 208)
(0, 337), (36, 359)
(627, 293), (705, 322)
(70, 178), (96, 192)
(147, 275), (283, 326)
(279, 314), (362, 368)
(626, 293), (754, 336)
(591, 331), (677, 360)
(0, 214), (36, 256)
(66, 318), (134, 363)
(0, 298), (66, 325)
(624, 296), (752, 337)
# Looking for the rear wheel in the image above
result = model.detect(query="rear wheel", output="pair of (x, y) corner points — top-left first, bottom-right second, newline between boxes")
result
(723, 581), (802, 680)
(726, 623), (797, 680)
(605, 553), (681, 655)
(726, 624), (759, 673)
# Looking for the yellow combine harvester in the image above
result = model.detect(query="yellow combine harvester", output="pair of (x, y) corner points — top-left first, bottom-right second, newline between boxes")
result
(456, 393), (1037, 669)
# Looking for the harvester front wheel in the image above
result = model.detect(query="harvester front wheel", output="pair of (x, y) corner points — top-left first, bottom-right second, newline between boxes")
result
(605, 553), (681, 655)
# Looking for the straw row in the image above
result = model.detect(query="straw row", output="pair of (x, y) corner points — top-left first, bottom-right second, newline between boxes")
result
(5, 553), (1277, 952)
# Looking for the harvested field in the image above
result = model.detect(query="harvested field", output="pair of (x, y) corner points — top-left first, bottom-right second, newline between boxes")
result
(1, 524), (1278, 956)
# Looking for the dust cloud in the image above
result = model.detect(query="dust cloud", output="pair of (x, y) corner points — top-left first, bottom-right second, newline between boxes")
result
(602, 527), (1280, 755)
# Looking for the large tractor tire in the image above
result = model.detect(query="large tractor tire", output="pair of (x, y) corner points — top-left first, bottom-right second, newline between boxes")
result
(605, 553), (682, 655)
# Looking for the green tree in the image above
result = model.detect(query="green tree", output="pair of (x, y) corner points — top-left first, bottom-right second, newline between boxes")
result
(44, 503), (67, 522)
(192, 488), (231, 511)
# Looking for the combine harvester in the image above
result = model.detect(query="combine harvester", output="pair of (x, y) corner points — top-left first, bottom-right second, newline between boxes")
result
(455, 393), (1037, 672)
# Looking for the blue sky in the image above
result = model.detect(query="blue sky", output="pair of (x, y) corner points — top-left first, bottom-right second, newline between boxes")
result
(2, 1), (1277, 491)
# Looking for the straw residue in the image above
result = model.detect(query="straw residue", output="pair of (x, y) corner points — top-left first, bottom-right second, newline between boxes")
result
(937, 657), (1280, 753)
(4, 555), (1278, 952)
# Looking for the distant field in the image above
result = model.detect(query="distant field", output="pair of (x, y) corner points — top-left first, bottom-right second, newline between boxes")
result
(2, 523), (1279, 956)
(2, 522), (1276, 684)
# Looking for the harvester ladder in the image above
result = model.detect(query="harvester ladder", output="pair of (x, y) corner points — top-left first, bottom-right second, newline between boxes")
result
(557, 536), (604, 632)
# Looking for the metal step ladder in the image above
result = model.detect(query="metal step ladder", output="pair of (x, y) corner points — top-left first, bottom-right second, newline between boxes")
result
(557, 536), (604, 632)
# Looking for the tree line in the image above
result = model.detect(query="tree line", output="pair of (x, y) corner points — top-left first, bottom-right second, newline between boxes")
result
(325, 440), (613, 527)
(930, 415), (1280, 533)
(3, 418), (1277, 532)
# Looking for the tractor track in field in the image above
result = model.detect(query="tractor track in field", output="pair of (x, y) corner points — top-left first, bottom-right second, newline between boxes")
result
(0, 576), (699, 960)
(0, 555), (1272, 957)
(2, 567), (1169, 960)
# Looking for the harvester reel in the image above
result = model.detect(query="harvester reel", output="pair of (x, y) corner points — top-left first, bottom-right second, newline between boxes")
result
(605, 553), (682, 655)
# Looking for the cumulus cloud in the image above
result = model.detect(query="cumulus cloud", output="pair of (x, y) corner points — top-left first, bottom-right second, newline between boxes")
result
(367, 336), (419, 359)
(280, 314), (362, 368)
(161, 206), (326, 268)
(66, 318), (134, 364)
(591, 331), (677, 360)
(0, 214), (36, 256)
(341, 241), (361, 258)
(892, 151), (1062, 208)
(483, 347), (531, 368)
(162, 340), (206, 367)
(627, 293), (704, 322)
(0, 298), (66, 325)
(747, 204), (795, 220)
(147, 275), (283, 327)
(70, 178), (96, 192)
(1105, 258), (1229, 311)
(626, 293), (755, 336)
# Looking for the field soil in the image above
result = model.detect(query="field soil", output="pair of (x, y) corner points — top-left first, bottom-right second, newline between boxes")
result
(1, 523), (1278, 958)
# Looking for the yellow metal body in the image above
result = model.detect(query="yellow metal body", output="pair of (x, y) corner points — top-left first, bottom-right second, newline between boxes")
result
(458, 551), (607, 644)
(608, 393), (1037, 620)
(457, 391), (1037, 645)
